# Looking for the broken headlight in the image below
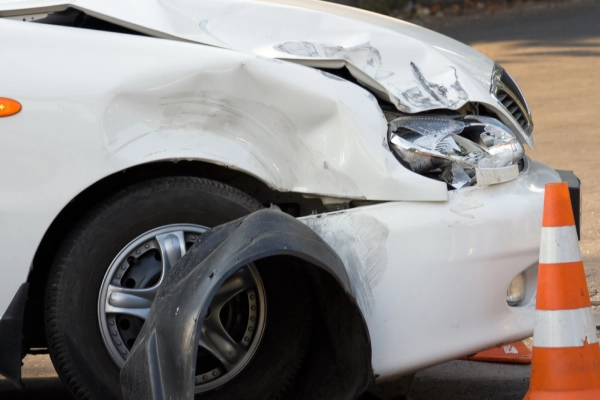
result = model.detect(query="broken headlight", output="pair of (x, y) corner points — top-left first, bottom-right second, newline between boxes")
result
(389, 115), (524, 189)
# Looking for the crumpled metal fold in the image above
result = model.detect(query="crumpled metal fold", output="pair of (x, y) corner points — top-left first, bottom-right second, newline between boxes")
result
(389, 115), (524, 189)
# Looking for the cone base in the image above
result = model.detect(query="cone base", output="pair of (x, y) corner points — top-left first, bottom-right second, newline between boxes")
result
(464, 355), (530, 364)
(462, 341), (531, 365)
(524, 389), (600, 400)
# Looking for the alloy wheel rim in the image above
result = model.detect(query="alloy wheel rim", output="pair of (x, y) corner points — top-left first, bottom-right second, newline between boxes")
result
(98, 224), (267, 392)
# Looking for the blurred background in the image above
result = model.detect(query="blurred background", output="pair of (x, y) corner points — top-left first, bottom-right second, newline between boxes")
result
(325, 0), (573, 21)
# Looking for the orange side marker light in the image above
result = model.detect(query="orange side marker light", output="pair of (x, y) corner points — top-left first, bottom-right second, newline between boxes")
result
(0, 98), (22, 117)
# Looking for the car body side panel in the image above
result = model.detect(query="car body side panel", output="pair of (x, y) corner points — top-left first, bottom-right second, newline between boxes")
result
(301, 159), (560, 379)
(0, 19), (447, 317)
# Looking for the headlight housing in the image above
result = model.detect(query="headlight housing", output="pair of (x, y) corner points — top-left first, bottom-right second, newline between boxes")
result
(389, 115), (524, 189)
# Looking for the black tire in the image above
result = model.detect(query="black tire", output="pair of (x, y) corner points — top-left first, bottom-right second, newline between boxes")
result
(45, 177), (311, 400)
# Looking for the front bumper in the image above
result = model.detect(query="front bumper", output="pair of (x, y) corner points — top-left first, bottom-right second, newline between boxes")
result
(301, 157), (562, 381)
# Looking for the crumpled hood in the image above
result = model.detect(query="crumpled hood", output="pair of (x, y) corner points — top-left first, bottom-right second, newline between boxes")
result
(171, 0), (496, 114)
(1, 0), (495, 115)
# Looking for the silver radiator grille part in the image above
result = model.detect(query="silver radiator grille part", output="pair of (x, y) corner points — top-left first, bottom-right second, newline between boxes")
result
(491, 64), (533, 136)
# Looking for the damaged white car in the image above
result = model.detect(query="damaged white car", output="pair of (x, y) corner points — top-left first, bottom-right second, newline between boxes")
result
(0, 0), (581, 399)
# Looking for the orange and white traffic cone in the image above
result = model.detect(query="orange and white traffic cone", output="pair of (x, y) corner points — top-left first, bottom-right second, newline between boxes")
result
(524, 182), (600, 399)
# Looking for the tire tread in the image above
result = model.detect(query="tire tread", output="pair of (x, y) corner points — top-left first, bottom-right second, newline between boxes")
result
(45, 177), (262, 400)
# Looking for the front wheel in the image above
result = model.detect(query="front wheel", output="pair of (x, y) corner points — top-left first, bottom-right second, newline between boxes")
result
(45, 177), (311, 399)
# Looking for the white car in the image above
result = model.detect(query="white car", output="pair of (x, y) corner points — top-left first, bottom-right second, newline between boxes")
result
(0, 1), (581, 399)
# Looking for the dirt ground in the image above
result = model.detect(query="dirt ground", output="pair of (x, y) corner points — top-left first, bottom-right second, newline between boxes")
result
(2, 1), (600, 399)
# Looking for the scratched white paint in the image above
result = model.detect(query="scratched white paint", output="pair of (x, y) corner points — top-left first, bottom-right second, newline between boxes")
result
(302, 212), (389, 315)
(301, 159), (561, 379)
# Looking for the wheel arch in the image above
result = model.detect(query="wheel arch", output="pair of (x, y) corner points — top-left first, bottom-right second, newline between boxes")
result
(23, 160), (326, 351)
(299, 259), (375, 398)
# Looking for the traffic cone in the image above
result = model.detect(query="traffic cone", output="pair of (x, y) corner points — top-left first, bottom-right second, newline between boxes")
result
(463, 341), (531, 364)
(524, 182), (600, 399)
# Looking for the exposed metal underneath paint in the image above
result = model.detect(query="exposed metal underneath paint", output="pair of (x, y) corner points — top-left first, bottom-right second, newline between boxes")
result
(401, 62), (468, 111)
(275, 41), (470, 114)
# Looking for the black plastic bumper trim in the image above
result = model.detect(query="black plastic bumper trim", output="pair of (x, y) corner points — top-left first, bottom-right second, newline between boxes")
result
(0, 282), (29, 389)
(556, 170), (581, 240)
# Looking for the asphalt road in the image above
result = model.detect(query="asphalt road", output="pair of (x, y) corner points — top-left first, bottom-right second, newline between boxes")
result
(2, 1), (600, 399)
(0, 356), (533, 400)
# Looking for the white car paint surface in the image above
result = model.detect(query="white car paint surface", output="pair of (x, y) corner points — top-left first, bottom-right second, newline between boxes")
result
(0, 0), (557, 385)
(302, 158), (553, 377)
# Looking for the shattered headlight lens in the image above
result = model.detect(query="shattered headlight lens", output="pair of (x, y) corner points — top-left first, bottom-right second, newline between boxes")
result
(389, 115), (524, 189)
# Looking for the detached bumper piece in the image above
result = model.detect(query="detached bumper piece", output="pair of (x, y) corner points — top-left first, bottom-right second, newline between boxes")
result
(120, 209), (371, 400)
(556, 170), (581, 240)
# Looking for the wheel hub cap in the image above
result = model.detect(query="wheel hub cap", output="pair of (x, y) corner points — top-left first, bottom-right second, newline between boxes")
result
(98, 224), (267, 392)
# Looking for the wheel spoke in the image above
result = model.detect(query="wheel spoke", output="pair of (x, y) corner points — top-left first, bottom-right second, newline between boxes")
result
(211, 267), (256, 311)
(155, 231), (187, 278)
(105, 284), (158, 320)
(199, 315), (248, 371)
